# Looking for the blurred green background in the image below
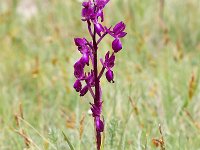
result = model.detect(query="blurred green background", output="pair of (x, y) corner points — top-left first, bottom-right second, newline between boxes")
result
(0, 0), (200, 149)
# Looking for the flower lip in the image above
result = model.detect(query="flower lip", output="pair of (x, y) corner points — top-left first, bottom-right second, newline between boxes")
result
(80, 53), (89, 65)
(74, 60), (85, 79)
(106, 69), (114, 83)
(112, 38), (122, 52)
(73, 79), (82, 92)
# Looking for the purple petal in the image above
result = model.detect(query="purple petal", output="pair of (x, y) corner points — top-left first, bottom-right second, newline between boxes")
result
(113, 21), (126, 35)
(112, 38), (122, 52)
(80, 53), (89, 65)
(118, 32), (127, 38)
(74, 38), (86, 47)
(73, 79), (82, 92)
(95, 23), (104, 36)
(106, 69), (114, 83)
(78, 45), (90, 54)
(74, 60), (85, 79)
(96, 0), (110, 9)
(82, 7), (94, 19)
(82, 2), (89, 7)
(96, 117), (104, 132)
(107, 53), (115, 68)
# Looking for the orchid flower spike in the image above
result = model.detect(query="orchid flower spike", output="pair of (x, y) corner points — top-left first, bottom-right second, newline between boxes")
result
(73, 0), (127, 149)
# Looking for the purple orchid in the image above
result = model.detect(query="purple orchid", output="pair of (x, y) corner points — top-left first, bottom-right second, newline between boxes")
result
(107, 21), (127, 52)
(73, 0), (127, 149)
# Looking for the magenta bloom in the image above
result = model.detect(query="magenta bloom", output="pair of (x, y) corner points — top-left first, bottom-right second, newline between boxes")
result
(106, 21), (127, 52)
(73, 0), (126, 149)
(113, 22), (127, 38)
(104, 51), (115, 69)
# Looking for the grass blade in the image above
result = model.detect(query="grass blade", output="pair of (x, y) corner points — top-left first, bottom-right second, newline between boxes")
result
(62, 131), (75, 150)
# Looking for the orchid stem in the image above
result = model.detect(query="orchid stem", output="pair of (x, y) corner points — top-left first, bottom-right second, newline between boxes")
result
(87, 20), (94, 37)
(98, 67), (105, 80)
(92, 22), (102, 150)
(93, 26), (99, 104)
(85, 81), (95, 99)
(97, 32), (108, 45)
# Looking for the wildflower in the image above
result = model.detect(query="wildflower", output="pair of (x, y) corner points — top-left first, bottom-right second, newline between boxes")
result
(81, 1), (94, 20)
(73, 0), (126, 149)
(107, 21), (127, 52)
(74, 38), (90, 65)
(104, 51), (115, 69)
(112, 21), (127, 37)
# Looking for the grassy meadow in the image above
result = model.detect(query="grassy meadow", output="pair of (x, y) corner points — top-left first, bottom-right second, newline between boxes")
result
(0, 0), (200, 149)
